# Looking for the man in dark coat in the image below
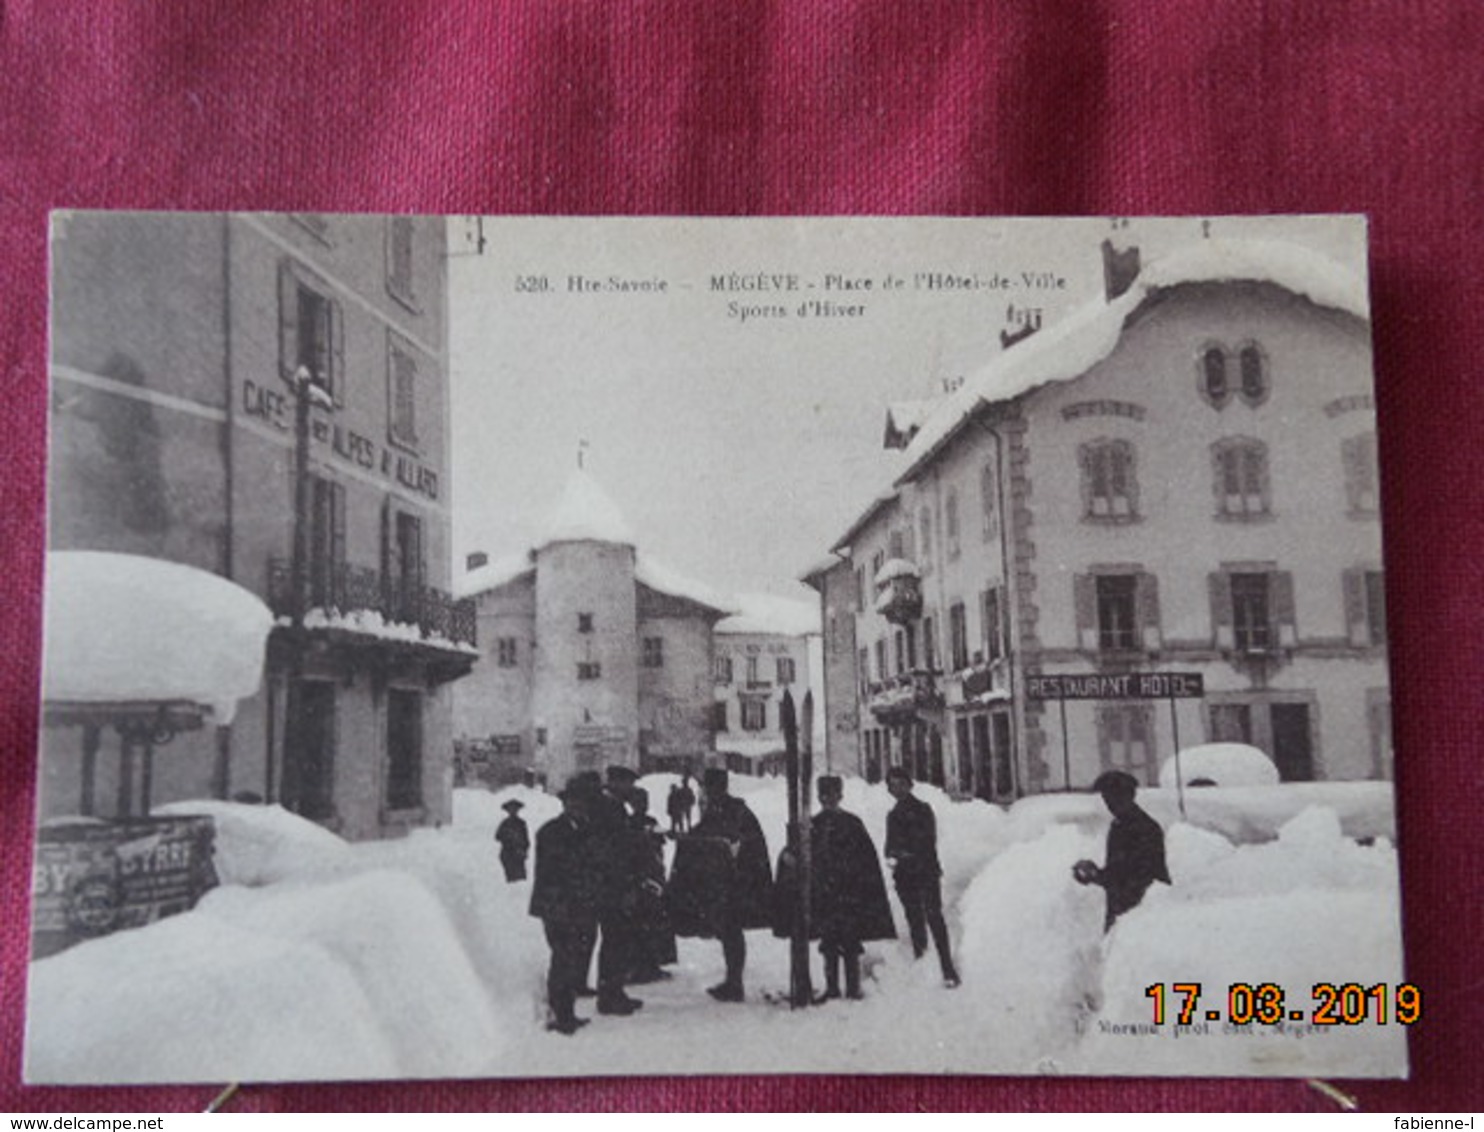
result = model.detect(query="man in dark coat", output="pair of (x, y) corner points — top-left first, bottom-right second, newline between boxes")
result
(626, 788), (678, 983)
(586, 765), (645, 1016)
(884, 767), (960, 988)
(1073, 769), (1171, 930)
(810, 775), (895, 1001)
(528, 774), (602, 1034)
(666, 767), (773, 1002)
(494, 799), (530, 882)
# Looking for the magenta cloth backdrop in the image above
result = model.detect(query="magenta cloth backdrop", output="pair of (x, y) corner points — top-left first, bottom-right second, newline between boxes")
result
(2, 0), (1481, 1113)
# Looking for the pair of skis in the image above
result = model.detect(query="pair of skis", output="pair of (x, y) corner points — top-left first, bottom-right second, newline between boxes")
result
(780, 689), (814, 1009)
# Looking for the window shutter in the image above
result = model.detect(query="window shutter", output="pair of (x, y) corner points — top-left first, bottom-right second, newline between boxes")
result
(329, 298), (346, 406)
(379, 497), (393, 613)
(330, 482), (347, 606)
(1342, 568), (1367, 646)
(1074, 574), (1098, 651)
(278, 262), (299, 380)
(1273, 570), (1296, 646)
(1138, 572), (1162, 650)
(1209, 572), (1234, 649)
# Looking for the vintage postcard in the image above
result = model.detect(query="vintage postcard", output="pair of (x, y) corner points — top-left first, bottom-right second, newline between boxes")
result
(29, 213), (1407, 1082)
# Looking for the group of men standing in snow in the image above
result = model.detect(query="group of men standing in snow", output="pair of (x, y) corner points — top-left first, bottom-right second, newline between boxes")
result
(506, 762), (1167, 1034)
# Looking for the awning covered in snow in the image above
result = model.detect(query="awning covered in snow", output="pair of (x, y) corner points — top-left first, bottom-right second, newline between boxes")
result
(43, 551), (273, 725)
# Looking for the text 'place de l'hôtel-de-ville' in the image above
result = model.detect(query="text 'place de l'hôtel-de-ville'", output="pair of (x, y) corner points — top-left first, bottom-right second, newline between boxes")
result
(40, 214), (1390, 845)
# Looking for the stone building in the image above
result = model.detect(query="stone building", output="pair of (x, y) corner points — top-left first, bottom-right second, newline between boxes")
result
(810, 236), (1389, 797)
(44, 212), (473, 839)
(453, 470), (731, 786)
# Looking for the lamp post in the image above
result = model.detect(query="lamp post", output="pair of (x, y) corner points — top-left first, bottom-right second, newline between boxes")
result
(278, 365), (333, 811)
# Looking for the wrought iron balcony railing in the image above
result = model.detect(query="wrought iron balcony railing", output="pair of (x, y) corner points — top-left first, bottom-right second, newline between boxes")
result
(267, 557), (477, 648)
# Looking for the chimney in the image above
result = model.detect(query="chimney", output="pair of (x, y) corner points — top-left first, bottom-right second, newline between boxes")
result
(466, 551), (489, 571)
(1102, 239), (1141, 301)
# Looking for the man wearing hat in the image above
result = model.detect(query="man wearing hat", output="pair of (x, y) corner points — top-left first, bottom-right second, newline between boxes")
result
(809, 775), (896, 1001)
(583, 765), (645, 1016)
(666, 767), (773, 1002)
(528, 773), (603, 1034)
(1073, 769), (1170, 930)
(494, 799), (530, 883)
(884, 767), (960, 988)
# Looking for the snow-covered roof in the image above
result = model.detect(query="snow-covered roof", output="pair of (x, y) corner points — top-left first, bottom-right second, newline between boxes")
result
(635, 552), (735, 616)
(713, 736), (786, 759)
(715, 592), (820, 637)
(43, 551), (273, 725)
(535, 468), (636, 549)
(455, 551), (535, 600)
(894, 238), (1370, 486)
(883, 399), (939, 448)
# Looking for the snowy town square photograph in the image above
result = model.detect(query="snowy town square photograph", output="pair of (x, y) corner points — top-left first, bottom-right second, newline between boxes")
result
(29, 213), (1408, 1083)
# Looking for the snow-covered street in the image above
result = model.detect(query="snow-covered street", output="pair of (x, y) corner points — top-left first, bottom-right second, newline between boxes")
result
(26, 774), (1406, 1083)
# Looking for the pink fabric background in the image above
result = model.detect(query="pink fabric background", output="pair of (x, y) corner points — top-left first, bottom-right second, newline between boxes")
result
(2, 1), (1481, 1113)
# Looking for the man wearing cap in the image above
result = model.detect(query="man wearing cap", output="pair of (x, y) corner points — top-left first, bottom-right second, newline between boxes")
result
(1073, 769), (1170, 930)
(810, 775), (895, 1001)
(494, 799), (530, 883)
(528, 773), (603, 1035)
(667, 767), (773, 1002)
(884, 767), (960, 988)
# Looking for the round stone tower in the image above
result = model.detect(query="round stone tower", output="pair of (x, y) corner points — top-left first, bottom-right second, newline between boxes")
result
(530, 470), (641, 786)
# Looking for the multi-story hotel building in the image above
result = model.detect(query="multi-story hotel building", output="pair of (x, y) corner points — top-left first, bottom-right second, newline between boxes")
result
(808, 238), (1389, 798)
(711, 596), (820, 776)
(44, 212), (474, 839)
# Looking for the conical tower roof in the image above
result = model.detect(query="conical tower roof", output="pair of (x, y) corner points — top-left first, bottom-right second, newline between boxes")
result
(535, 467), (636, 549)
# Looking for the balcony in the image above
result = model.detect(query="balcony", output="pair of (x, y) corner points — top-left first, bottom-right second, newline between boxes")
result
(867, 669), (943, 722)
(267, 558), (478, 651)
(956, 656), (1010, 705)
(873, 559), (923, 625)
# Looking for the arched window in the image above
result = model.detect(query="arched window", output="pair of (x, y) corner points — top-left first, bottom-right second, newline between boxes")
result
(1237, 342), (1269, 406)
(1200, 344), (1230, 408)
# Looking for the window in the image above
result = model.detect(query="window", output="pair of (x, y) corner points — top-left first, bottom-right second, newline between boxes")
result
(1345, 568), (1387, 647)
(874, 639), (888, 682)
(1096, 575), (1139, 651)
(385, 217), (418, 309)
(577, 612), (594, 633)
(1075, 571), (1161, 653)
(385, 508), (424, 625)
(1212, 438), (1270, 519)
(577, 661), (602, 680)
(715, 656), (733, 685)
(949, 602), (969, 670)
(919, 507), (933, 560)
(1097, 704), (1154, 784)
(642, 636), (664, 668)
(496, 638), (518, 667)
(1201, 344), (1231, 408)
(712, 701), (729, 733)
(386, 688), (423, 811)
(983, 586), (1006, 662)
(981, 463), (999, 541)
(1343, 432), (1380, 515)
(945, 490), (961, 558)
(387, 334), (419, 450)
(1237, 343), (1269, 405)
(858, 647), (870, 696)
(741, 698), (767, 732)
(921, 615), (937, 671)
(308, 475), (346, 609)
(888, 529), (904, 559)
(279, 261), (343, 404)
(1210, 568), (1294, 653)
(776, 656), (796, 685)
(1199, 340), (1269, 409)
(854, 567), (866, 612)
(746, 655), (761, 685)
(1080, 439), (1138, 521)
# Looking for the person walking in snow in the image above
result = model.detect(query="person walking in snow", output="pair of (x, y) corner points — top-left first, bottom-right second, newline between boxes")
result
(494, 799), (530, 882)
(528, 774), (603, 1035)
(808, 775), (896, 1001)
(668, 774), (696, 833)
(666, 767), (773, 1002)
(884, 767), (960, 988)
(1073, 769), (1171, 930)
